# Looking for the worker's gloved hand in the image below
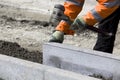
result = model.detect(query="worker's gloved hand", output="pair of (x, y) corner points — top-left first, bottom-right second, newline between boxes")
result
(71, 17), (88, 32)
(49, 31), (64, 43)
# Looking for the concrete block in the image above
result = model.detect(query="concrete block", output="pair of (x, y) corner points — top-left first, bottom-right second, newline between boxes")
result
(43, 43), (120, 80)
(0, 54), (45, 80)
(45, 67), (101, 80)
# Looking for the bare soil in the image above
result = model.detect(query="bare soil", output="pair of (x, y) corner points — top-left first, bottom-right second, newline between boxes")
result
(0, 14), (49, 63)
(0, 4), (50, 63)
(0, 40), (42, 63)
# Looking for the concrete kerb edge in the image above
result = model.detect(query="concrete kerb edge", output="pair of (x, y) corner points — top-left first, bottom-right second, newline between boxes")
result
(43, 43), (120, 80)
(44, 43), (120, 61)
(45, 68), (101, 80)
(0, 54), (100, 80)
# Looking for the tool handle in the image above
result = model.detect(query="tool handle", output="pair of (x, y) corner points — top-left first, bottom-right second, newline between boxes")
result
(86, 26), (113, 36)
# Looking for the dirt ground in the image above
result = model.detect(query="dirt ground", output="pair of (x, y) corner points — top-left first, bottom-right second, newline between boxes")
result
(0, 4), (50, 63)
(0, 4), (119, 65)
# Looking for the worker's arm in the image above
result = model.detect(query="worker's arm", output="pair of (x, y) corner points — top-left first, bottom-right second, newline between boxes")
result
(55, 0), (85, 35)
(83, 0), (120, 26)
(49, 0), (85, 43)
(72, 0), (120, 34)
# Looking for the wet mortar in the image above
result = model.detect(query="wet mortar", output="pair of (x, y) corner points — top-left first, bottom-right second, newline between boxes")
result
(0, 40), (43, 63)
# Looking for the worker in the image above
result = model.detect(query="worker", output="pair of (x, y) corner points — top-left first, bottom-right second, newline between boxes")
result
(49, 0), (120, 53)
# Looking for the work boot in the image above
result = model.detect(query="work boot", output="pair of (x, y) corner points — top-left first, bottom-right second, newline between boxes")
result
(49, 31), (64, 43)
